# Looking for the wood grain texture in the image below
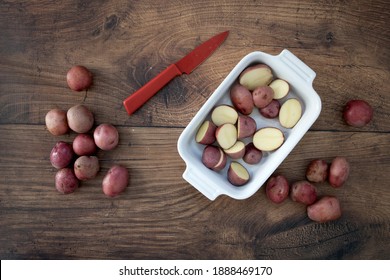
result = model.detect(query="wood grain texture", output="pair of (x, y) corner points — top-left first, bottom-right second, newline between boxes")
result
(0, 0), (389, 259)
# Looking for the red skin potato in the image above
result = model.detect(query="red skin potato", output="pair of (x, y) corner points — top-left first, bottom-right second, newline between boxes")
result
(290, 180), (317, 205)
(343, 100), (373, 127)
(329, 157), (350, 188)
(74, 156), (100, 181)
(45, 108), (69, 136)
(67, 104), (94, 134)
(73, 134), (97, 156)
(50, 141), (74, 169)
(259, 99), (280, 118)
(230, 83), (254, 115)
(307, 196), (341, 223)
(252, 86), (274, 109)
(55, 168), (79, 194)
(93, 124), (119, 151)
(266, 175), (290, 204)
(102, 165), (129, 197)
(306, 159), (329, 183)
(243, 142), (263, 164)
(201, 145), (227, 171)
(66, 65), (93, 92)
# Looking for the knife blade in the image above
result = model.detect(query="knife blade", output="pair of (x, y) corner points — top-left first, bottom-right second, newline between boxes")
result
(123, 31), (229, 115)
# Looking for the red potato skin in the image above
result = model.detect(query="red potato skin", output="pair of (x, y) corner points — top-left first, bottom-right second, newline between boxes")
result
(237, 115), (257, 139)
(74, 156), (100, 181)
(307, 196), (341, 223)
(243, 142), (262, 164)
(230, 83), (254, 115)
(290, 180), (317, 205)
(73, 134), (96, 156)
(343, 100), (373, 127)
(202, 145), (226, 171)
(93, 123), (119, 151)
(50, 141), (74, 169)
(306, 159), (329, 183)
(102, 165), (129, 197)
(252, 86), (274, 109)
(66, 65), (93, 92)
(329, 157), (350, 188)
(259, 99), (280, 118)
(45, 109), (69, 136)
(55, 168), (79, 194)
(266, 175), (290, 204)
(67, 104), (94, 134)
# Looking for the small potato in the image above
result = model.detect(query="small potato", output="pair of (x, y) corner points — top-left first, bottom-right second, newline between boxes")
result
(230, 83), (254, 115)
(279, 98), (302, 128)
(307, 196), (341, 223)
(93, 123), (119, 151)
(195, 120), (216, 145)
(66, 65), (93, 92)
(67, 104), (94, 133)
(211, 105), (238, 126)
(266, 175), (289, 204)
(227, 161), (250, 186)
(73, 133), (96, 156)
(50, 141), (74, 169)
(202, 145), (227, 171)
(252, 86), (274, 109)
(269, 79), (289, 99)
(243, 142), (263, 164)
(45, 108), (69, 136)
(239, 64), (273, 90)
(290, 180), (317, 205)
(215, 123), (237, 150)
(224, 140), (245, 159)
(102, 165), (129, 197)
(55, 168), (79, 194)
(253, 127), (284, 151)
(74, 156), (100, 181)
(343, 99), (373, 127)
(259, 99), (280, 118)
(306, 159), (329, 183)
(237, 115), (256, 139)
(329, 156), (350, 188)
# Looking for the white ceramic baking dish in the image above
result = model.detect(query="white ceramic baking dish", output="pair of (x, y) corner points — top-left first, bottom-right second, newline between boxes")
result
(177, 49), (321, 200)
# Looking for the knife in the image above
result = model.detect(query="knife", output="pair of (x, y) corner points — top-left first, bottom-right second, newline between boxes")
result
(123, 31), (229, 115)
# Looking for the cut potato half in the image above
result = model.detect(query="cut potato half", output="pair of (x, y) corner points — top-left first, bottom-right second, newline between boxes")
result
(253, 127), (284, 151)
(279, 98), (302, 128)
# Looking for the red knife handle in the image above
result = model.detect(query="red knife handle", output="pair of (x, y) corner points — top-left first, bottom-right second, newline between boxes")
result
(123, 64), (182, 115)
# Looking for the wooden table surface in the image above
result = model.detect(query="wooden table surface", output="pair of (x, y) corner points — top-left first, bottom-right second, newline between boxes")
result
(1, 0), (389, 260)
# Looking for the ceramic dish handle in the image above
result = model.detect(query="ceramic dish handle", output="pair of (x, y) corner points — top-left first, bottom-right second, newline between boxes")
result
(279, 49), (316, 85)
(183, 166), (221, 200)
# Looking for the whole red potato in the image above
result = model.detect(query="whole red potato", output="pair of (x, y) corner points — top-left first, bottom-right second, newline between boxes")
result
(329, 156), (350, 188)
(45, 108), (69, 136)
(73, 133), (96, 156)
(55, 168), (79, 194)
(343, 99), (373, 127)
(50, 141), (74, 169)
(306, 159), (329, 183)
(307, 196), (341, 223)
(74, 156), (100, 181)
(102, 165), (129, 197)
(290, 180), (317, 205)
(66, 65), (93, 91)
(93, 123), (119, 151)
(265, 175), (289, 204)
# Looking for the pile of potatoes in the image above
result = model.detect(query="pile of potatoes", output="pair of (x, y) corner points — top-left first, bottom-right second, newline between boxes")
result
(265, 157), (350, 223)
(196, 63), (302, 186)
(45, 66), (129, 197)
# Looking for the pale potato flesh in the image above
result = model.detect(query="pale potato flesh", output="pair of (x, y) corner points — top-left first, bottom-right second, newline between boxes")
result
(253, 127), (284, 151)
(279, 98), (302, 128)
